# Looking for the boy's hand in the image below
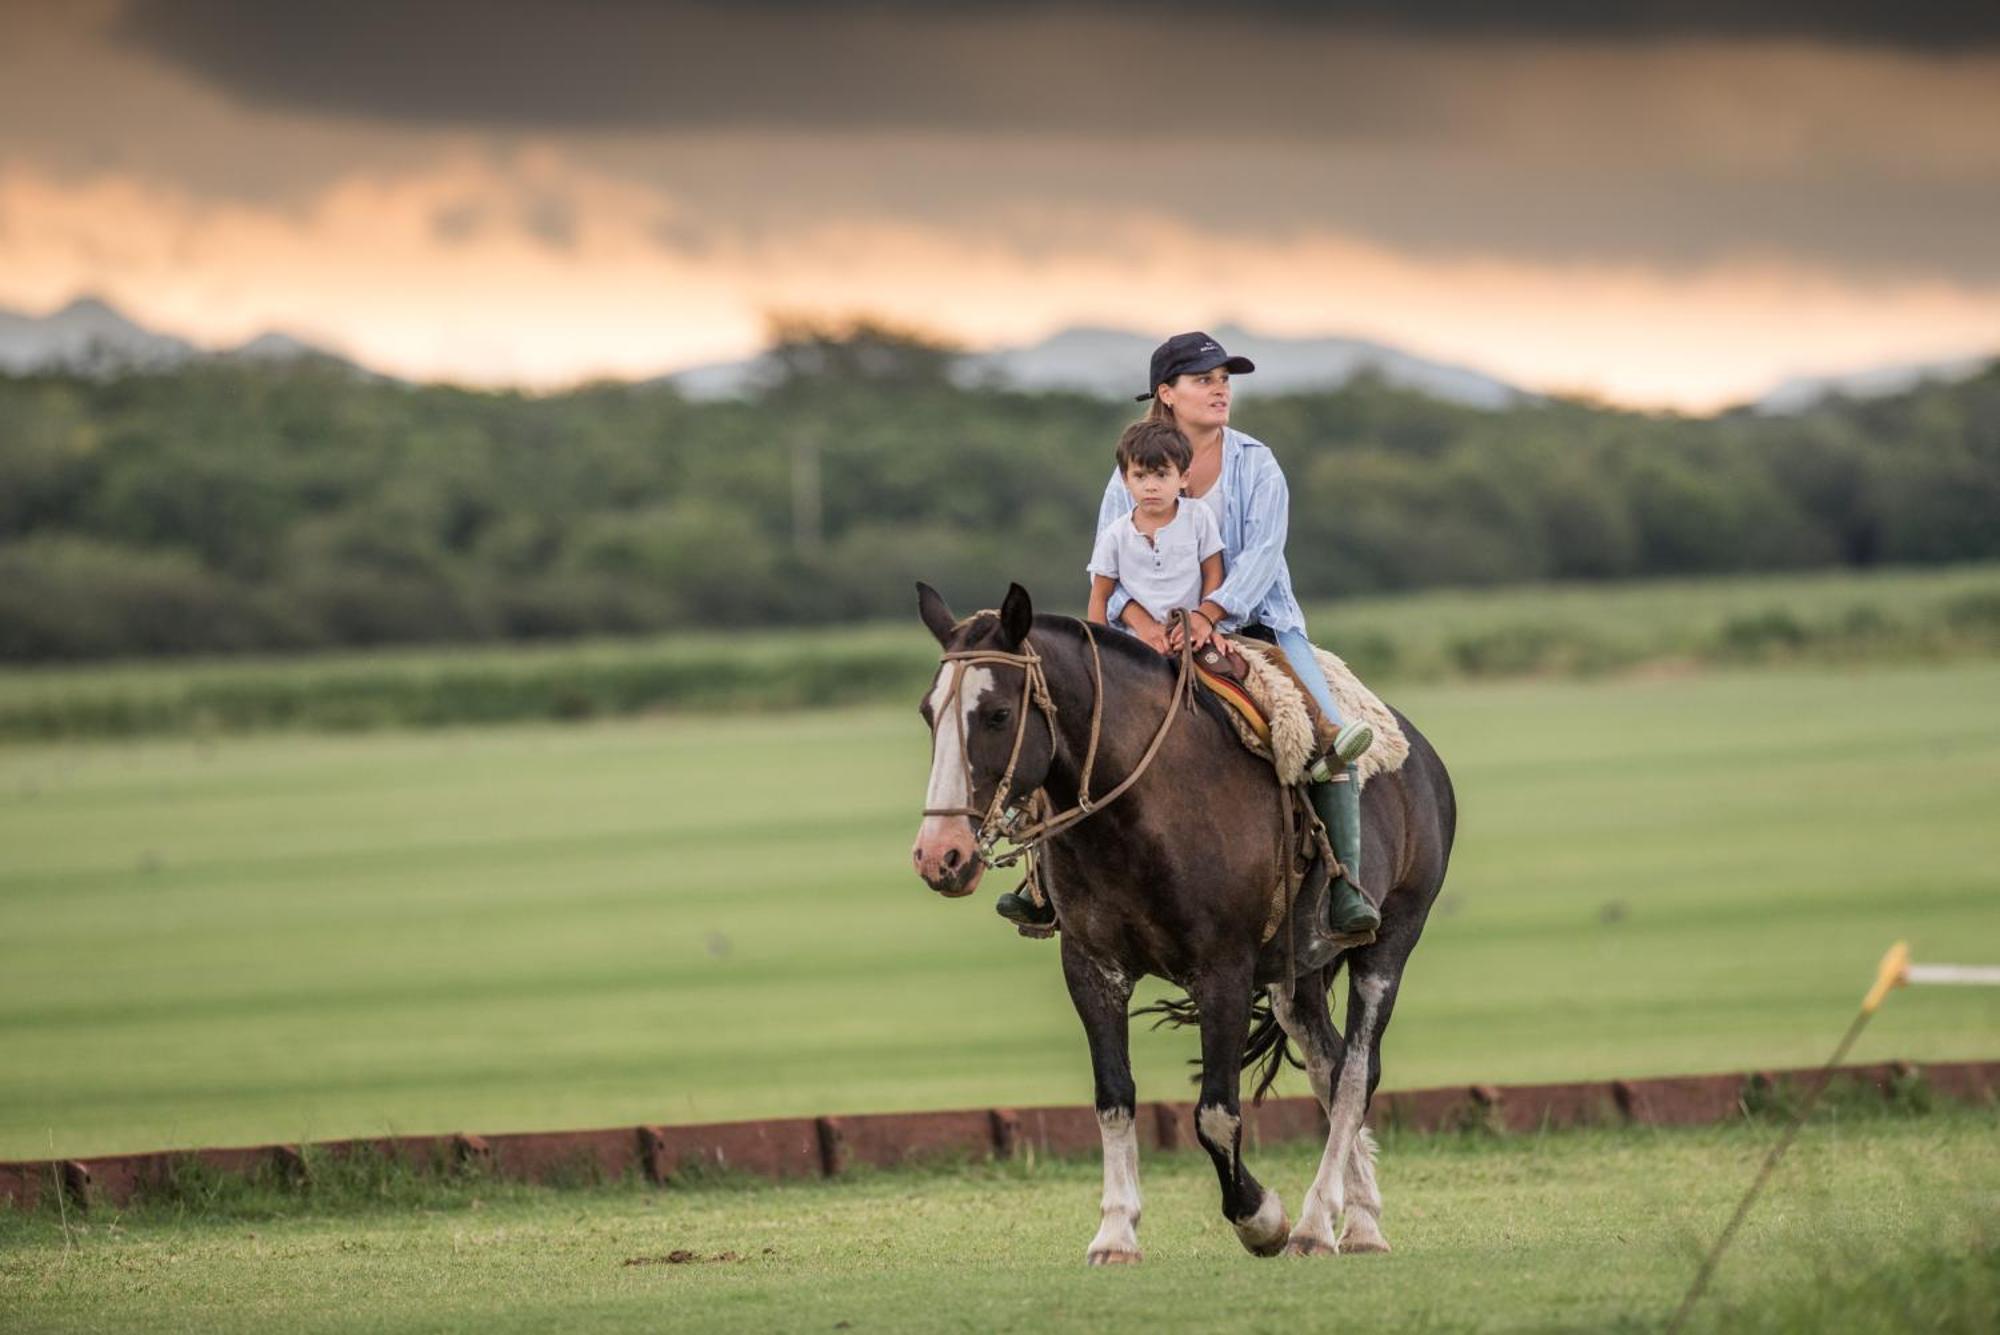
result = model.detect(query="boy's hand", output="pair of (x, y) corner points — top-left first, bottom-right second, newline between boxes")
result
(1121, 606), (1170, 654)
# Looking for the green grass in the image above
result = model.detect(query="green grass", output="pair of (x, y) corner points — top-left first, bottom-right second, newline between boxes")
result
(2, 563), (1997, 738)
(2, 659), (1996, 1162)
(1304, 561), (2000, 679)
(3, 1107), (1995, 1332)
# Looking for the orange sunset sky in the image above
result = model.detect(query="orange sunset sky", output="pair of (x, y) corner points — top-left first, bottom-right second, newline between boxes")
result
(3, 1), (1997, 411)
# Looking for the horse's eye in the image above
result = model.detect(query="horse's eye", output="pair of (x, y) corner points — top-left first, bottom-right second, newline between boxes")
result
(985, 707), (1012, 730)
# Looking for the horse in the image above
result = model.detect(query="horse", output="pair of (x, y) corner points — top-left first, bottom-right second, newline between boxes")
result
(910, 582), (1457, 1263)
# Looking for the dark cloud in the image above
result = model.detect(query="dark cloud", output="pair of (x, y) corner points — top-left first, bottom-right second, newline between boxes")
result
(2, 2), (1992, 290)
(112, 1), (2000, 133)
(517, 189), (577, 250)
(429, 199), (489, 245)
(647, 214), (716, 259)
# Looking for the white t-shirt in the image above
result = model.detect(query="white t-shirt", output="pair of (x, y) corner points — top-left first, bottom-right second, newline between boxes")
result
(1088, 498), (1225, 623)
(1192, 483), (1226, 532)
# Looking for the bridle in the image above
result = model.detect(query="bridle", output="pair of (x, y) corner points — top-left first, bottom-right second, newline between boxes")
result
(921, 611), (1200, 868)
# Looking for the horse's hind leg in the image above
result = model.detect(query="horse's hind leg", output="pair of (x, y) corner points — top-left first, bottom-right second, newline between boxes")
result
(1339, 1127), (1389, 1253)
(1268, 972), (1351, 1256)
(1269, 970), (1342, 1112)
(1193, 963), (1290, 1257)
(1330, 947), (1412, 1255)
(1060, 937), (1143, 1266)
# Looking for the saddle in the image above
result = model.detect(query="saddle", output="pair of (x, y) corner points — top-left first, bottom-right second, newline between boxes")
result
(1193, 635), (1409, 789)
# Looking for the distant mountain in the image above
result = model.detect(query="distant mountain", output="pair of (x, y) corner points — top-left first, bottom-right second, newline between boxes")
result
(1752, 354), (1994, 414)
(666, 322), (1531, 409)
(0, 296), (354, 376)
(0, 296), (199, 373)
(966, 323), (1532, 409)
(8, 296), (1991, 414)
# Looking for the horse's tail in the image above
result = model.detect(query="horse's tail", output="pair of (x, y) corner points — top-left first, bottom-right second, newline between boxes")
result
(1241, 996), (1302, 1103)
(1130, 987), (1307, 1105)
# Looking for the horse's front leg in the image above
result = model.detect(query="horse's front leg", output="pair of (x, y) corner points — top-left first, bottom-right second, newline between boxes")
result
(1193, 963), (1289, 1257)
(1060, 936), (1142, 1266)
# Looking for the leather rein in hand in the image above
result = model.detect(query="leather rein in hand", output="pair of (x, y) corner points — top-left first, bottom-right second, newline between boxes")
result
(921, 611), (1201, 869)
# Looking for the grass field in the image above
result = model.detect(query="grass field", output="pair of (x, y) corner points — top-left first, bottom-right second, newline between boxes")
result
(3, 658), (1996, 1162)
(3, 563), (1997, 738)
(3, 1107), (1995, 1332)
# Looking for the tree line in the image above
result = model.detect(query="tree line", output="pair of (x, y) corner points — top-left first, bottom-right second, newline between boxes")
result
(1, 325), (1995, 661)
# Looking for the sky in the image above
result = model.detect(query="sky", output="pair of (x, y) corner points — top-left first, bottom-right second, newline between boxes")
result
(2, 0), (1997, 410)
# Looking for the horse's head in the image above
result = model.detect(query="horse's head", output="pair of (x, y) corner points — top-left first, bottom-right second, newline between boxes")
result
(909, 581), (1057, 898)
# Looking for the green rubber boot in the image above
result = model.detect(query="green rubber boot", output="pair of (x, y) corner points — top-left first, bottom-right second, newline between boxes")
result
(995, 887), (1056, 930)
(995, 861), (1057, 937)
(1310, 766), (1380, 942)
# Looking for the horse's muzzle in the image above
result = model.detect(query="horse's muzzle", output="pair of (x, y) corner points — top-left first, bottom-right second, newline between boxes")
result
(912, 817), (986, 898)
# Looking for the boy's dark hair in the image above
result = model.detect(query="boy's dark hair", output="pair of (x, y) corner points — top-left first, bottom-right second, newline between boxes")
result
(1115, 419), (1192, 475)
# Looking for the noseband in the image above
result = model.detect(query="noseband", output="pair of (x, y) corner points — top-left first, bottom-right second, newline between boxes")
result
(922, 613), (1199, 868)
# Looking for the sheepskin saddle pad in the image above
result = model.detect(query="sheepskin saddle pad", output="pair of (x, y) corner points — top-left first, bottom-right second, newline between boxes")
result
(1195, 636), (1409, 789)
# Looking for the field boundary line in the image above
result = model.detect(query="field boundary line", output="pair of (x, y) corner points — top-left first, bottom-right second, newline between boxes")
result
(4, 1059), (1993, 1212)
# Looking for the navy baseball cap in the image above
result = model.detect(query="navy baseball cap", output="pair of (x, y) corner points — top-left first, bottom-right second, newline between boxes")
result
(1136, 331), (1256, 401)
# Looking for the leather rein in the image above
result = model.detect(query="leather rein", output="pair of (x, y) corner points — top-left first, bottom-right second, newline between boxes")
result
(921, 611), (1200, 869)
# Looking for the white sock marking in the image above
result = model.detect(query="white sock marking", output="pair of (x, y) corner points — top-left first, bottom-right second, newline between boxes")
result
(1196, 1104), (1240, 1150)
(1087, 1108), (1143, 1260)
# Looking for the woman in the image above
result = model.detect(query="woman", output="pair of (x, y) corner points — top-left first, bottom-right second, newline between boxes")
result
(1101, 331), (1379, 942)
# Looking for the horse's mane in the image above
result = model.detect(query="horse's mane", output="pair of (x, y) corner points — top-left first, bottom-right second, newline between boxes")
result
(1025, 613), (1235, 731)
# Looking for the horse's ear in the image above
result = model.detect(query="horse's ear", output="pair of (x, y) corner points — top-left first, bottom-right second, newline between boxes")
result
(999, 583), (1033, 648)
(916, 582), (957, 647)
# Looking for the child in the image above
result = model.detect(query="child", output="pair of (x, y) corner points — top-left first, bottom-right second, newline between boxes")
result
(1085, 420), (1224, 650)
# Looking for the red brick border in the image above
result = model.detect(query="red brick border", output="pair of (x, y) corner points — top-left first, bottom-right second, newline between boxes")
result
(3, 1060), (1991, 1212)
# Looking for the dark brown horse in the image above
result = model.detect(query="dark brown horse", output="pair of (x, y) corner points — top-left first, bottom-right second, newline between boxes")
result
(911, 583), (1456, 1262)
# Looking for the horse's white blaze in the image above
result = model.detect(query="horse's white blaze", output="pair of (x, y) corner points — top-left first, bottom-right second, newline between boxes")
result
(1087, 1108), (1143, 1260)
(917, 664), (995, 844)
(1292, 973), (1388, 1253)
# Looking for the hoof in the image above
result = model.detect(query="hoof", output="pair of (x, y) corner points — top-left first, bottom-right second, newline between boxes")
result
(1232, 1190), (1291, 1257)
(1338, 1231), (1391, 1255)
(1247, 1229), (1290, 1259)
(1086, 1248), (1142, 1266)
(1282, 1235), (1340, 1258)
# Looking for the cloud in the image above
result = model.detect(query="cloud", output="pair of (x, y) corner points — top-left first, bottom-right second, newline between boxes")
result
(3, 152), (1995, 411)
(517, 188), (577, 251)
(4, 3), (1994, 284)
(106, 1), (2000, 138)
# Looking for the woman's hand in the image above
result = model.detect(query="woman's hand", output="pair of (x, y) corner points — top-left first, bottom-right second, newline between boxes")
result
(1166, 603), (1224, 653)
(1120, 605), (1171, 655)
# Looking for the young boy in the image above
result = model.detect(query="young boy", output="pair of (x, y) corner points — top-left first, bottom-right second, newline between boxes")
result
(1086, 420), (1224, 650)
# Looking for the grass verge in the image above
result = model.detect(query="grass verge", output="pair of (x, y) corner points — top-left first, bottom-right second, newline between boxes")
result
(1, 564), (1996, 739)
(2, 1104), (1993, 1333)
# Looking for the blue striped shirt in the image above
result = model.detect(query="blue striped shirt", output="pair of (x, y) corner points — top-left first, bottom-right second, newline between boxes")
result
(1095, 427), (1308, 636)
